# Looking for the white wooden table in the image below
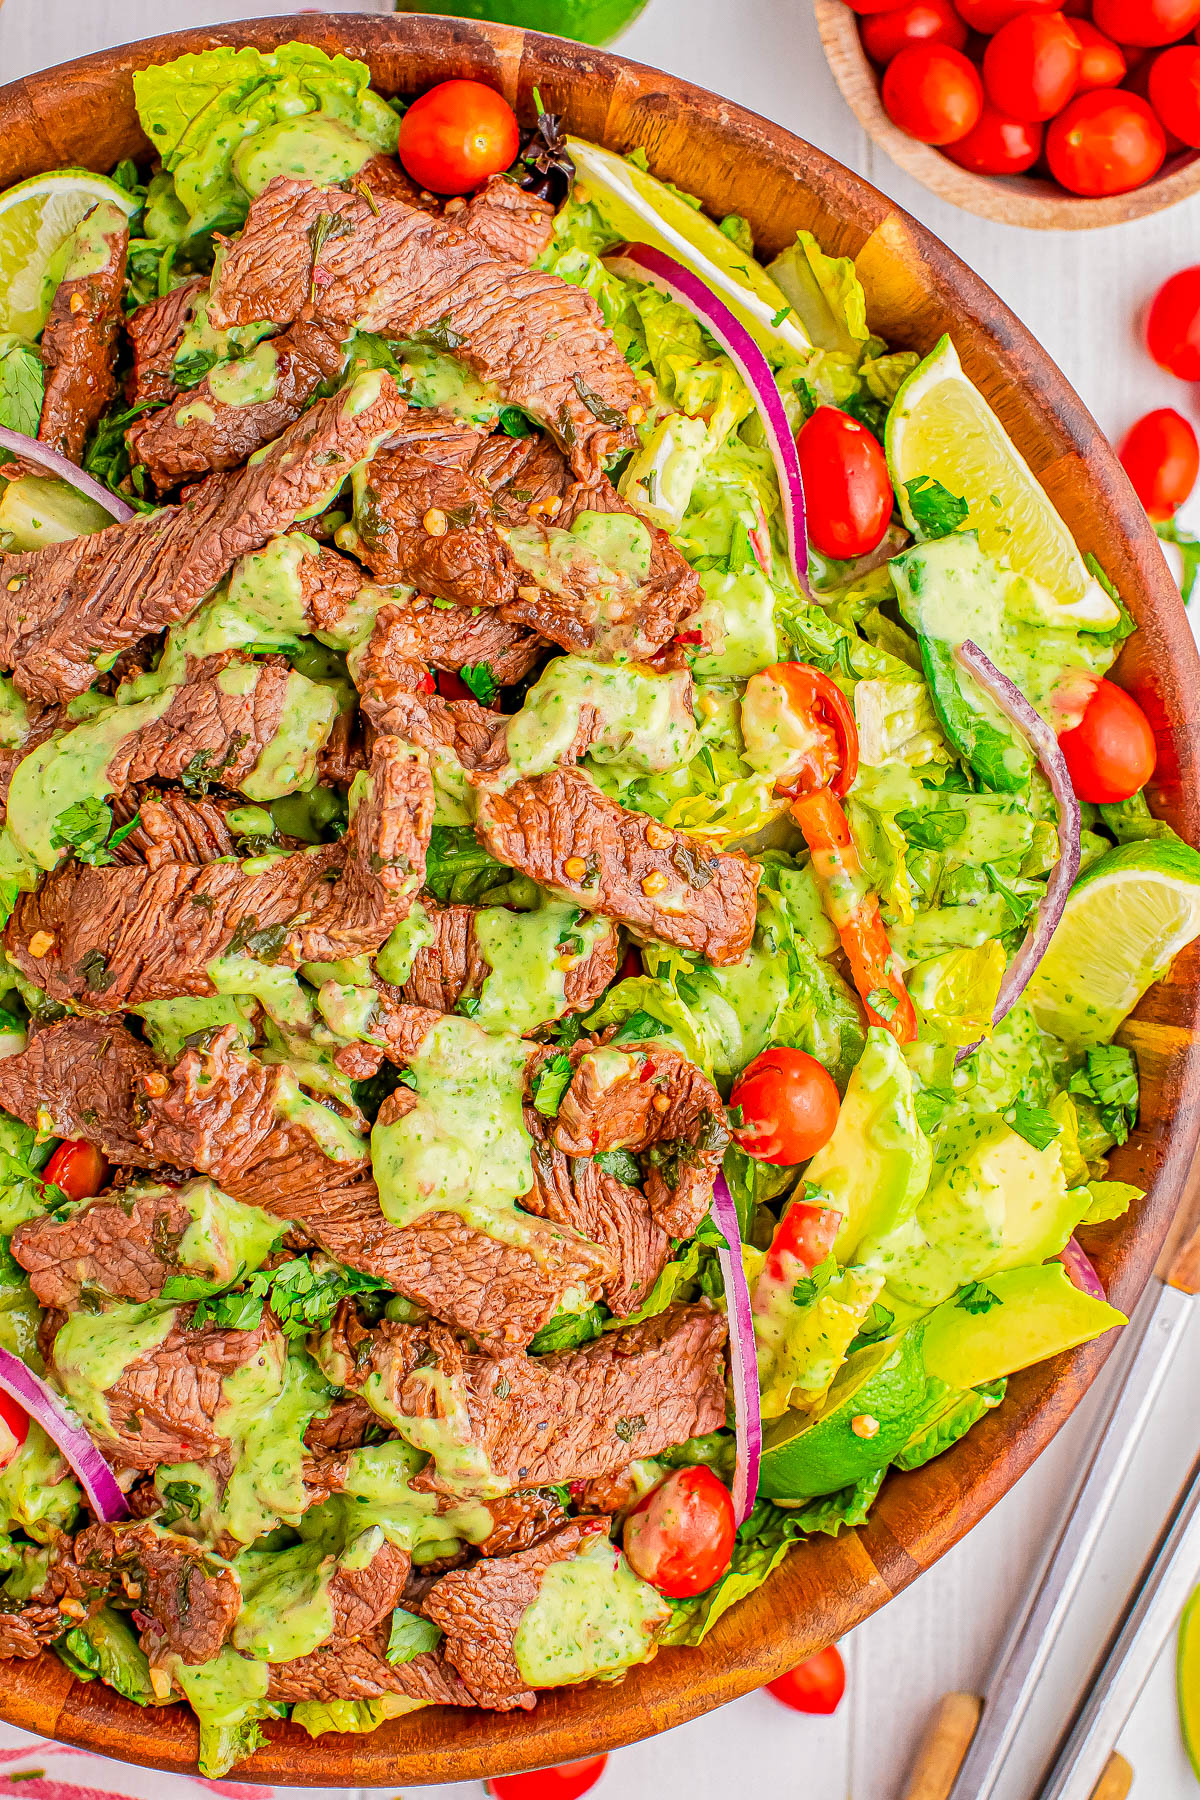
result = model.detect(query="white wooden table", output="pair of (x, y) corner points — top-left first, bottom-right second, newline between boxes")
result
(2, 1), (1200, 1794)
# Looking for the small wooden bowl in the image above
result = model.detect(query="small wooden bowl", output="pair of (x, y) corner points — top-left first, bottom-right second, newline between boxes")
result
(815, 0), (1200, 230)
(2, 13), (1200, 1788)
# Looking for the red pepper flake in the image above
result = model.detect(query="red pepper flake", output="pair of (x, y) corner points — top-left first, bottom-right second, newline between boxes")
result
(639, 1057), (657, 1083)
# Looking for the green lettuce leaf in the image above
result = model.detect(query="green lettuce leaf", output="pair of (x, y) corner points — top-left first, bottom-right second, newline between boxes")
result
(893, 1379), (1006, 1471)
(0, 337), (43, 444)
(767, 231), (869, 356)
(55, 1606), (164, 1704)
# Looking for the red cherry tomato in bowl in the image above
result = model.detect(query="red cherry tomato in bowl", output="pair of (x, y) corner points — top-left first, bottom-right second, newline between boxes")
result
(882, 44), (984, 144)
(767, 1645), (847, 1714)
(1072, 20), (1128, 90)
(860, 0), (967, 61)
(1117, 407), (1200, 521)
(1046, 91), (1166, 195)
(1147, 266), (1200, 378)
(486, 1756), (608, 1800)
(983, 13), (1082, 122)
(943, 103), (1043, 173)
(1093, 0), (1200, 48)
(42, 1139), (109, 1203)
(397, 79), (520, 195)
(953, 0), (1058, 29)
(1056, 677), (1157, 804)
(729, 1048), (841, 1166)
(622, 1467), (736, 1598)
(1149, 46), (1200, 144)
(795, 406), (894, 559)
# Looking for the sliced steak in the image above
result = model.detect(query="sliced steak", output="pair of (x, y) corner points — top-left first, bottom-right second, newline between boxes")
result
(422, 1518), (607, 1710)
(265, 1628), (473, 1707)
(475, 765), (759, 965)
(337, 1303), (727, 1494)
(128, 320), (348, 492)
(110, 790), (238, 868)
(208, 178), (639, 479)
(0, 374), (409, 703)
(5, 736), (431, 1006)
(38, 201), (129, 462)
(357, 604), (507, 771)
(325, 1536), (411, 1642)
(0, 1544), (106, 1660)
(74, 1520), (239, 1666)
(304, 1394), (381, 1454)
(125, 277), (207, 408)
(523, 1130), (670, 1319)
(452, 175), (555, 266)
(389, 900), (618, 1018)
(0, 1019), (160, 1169)
(405, 595), (544, 686)
(474, 1490), (570, 1559)
(12, 1184), (200, 1310)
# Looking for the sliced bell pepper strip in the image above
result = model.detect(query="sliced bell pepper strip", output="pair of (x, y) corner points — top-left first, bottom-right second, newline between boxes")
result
(764, 661), (860, 800)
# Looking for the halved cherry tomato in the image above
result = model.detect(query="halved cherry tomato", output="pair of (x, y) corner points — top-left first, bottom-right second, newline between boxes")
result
(486, 1757), (608, 1800)
(790, 787), (917, 1043)
(743, 661), (860, 800)
(952, 0), (1058, 29)
(767, 1646), (847, 1715)
(983, 13), (1082, 122)
(860, 0), (968, 62)
(1046, 91), (1166, 195)
(1071, 20), (1128, 90)
(1056, 676), (1157, 803)
(1149, 45), (1200, 143)
(1147, 266), (1200, 378)
(42, 1139), (109, 1203)
(1117, 407), (1200, 520)
(881, 43), (984, 144)
(622, 1467), (736, 1598)
(1093, 0), (1200, 48)
(943, 103), (1044, 173)
(0, 1391), (28, 1467)
(730, 1051), (841, 1167)
(760, 1192), (844, 1282)
(397, 79), (520, 196)
(795, 407), (894, 560)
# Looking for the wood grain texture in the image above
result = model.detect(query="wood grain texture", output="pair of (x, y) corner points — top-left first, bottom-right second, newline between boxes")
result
(1, 14), (1199, 1788)
(814, 0), (1200, 231)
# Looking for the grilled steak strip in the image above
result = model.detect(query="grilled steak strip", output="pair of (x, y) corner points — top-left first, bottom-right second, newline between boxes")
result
(332, 1302), (727, 1495)
(264, 1629), (473, 1707)
(475, 764), (759, 966)
(523, 1127), (670, 1320)
(208, 177), (639, 479)
(403, 595), (545, 686)
(74, 1520), (239, 1666)
(38, 201), (129, 463)
(0, 1018), (161, 1169)
(386, 900), (618, 1018)
(357, 604), (507, 771)
(109, 790), (239, 868)
(451, 175), (555, 266)
(0, 1544), (107, 1660)
(128, 320), (349, 492)
(125, 276), (207, 408)
(12, 1184), (210, 1310)
(0, 373), (409, 704)
(473, 1490), (570, 1559)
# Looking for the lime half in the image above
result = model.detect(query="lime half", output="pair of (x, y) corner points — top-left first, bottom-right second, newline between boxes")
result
(566, 136), (812, 363)
(886, 335), (1116, 627)
(0, 170), (140, 341)
(396, 0), (648, 44)
(1027, 838), (1200, 1048)
(1179, 1584), (1200, 1782)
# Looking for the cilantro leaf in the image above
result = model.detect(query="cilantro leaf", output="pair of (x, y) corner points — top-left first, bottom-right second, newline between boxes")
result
(1006, 1101), (1061, 1151)
(498, 406), (534, 439)
(866, 986), (899, 1022)
(532, 1053), (572, 1119)
(1068, 1044), (1139, 1146)
(50, 798), (127, 866)
(956, 1281), (1000, 1315)
(594, 1148), (642, 1185)
(385, 1606), (442, 1665)
(459, 661), (498, 706)
(905, 475), (969, 539)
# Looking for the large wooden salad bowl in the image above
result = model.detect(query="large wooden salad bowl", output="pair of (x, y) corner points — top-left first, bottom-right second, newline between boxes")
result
(1, 14), (1199, 1787)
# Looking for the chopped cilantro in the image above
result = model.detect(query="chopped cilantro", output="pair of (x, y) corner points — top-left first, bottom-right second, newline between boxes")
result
(459, 661), (498, 706)
(905, 475), (969, 539)
(955, 1282), (1001, 1315)
(532, 1053), (572, 1119)
(1006, 1101), (1061, 1151)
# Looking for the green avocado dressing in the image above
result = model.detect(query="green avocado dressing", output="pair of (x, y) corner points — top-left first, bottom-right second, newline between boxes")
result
(273, 1066), (367, 1164)
(61, 200), (128, 282)
(136, 993), (258, 1064)
(361, 1362), (502, 1498)
(506, 512), (653, 636)
(512, 1533), (669, 1686)
(472, 901), (614, 1035)
(173, 286), (277, 383)
(173, 1179), (283, 1285)
(52, 1301), (179, 1436)
(496, 656), (699, 790)
(232, 115), (376, 199)
(314, 979), (381, 1043)
(326, 1440), (494, 1550)
(167, 1646), (271, 1745)
(374, 899), (435, 987)
(207, 341), (280, 409)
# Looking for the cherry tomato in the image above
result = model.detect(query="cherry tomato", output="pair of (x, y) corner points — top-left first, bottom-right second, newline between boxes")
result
(767, 1646), (847, 1715)
(0, 1391), (28, 1468)
(486, 1758), (608, 1800)
(1071, 20), (1128, 90)
(1093, 0), (1200, 48)
(397, 79), (520, 196)
(943, 102), (1044, 172)
(843, 0), (911, 12)
(1057, 677), (1157, 803)
(1148, 45), (1200, 142)
(42, 1139), (109, 1202)
(730, 1049), (841, 1165)
(860, 0), (968, 61)
(622, 1467), (736, 1598)
(1117, 407), (1200, 520)
(760, 1194), (844, 1282)
(795, 406), (894, 559)
(882, 43), (984, 142)
(1046, 91), (1166, 194)
(743, 660), (860, 799)
(1147, 266), (1200, 377)
(952, 0), (1058, 30)
(617, 944), (642, 981)
(984, 14), (1082, 122)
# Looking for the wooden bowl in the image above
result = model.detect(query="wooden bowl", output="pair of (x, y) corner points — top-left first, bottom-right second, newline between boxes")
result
(2, 13), (1200, 1786)
(815, 0), (1200, 230)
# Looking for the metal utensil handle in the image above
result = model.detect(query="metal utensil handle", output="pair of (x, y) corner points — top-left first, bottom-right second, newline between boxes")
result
(947, 1280), (1194, 1800)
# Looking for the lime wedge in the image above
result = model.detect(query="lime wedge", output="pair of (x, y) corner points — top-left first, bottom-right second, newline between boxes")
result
(0, 170), (140, 341)
(1026, 838), (1200, 1048)
(886, 335), (1118, 628)
(565, 137), (812, 363)
(1179, 1585), (1200, 1782)
(758, 1326), (941, 1503)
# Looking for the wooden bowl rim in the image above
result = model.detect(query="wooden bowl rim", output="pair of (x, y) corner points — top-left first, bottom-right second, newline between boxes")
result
(2, 12), (1200, 1786)
(813, 0), (1200, 231)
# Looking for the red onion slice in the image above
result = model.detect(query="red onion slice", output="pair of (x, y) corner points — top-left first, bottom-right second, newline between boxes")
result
(0, 427), (134, 524)
(711, 1170), (762, 1526)
(0, 1345), (128, 1522)
(1058, 1236), (1107, 1301)
(953, 639), (1082, 1060)
(605, 242), (810, 595)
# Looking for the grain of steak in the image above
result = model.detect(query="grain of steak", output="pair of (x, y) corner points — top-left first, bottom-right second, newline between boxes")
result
(74, 1520), (239, 1665)
(125, 276), (207, 408)
(12, 1184), (204, 1310)
(38, 203), (129, 461)
(264, 1627), (473, 1707)
(391, 900), (617, 1017)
